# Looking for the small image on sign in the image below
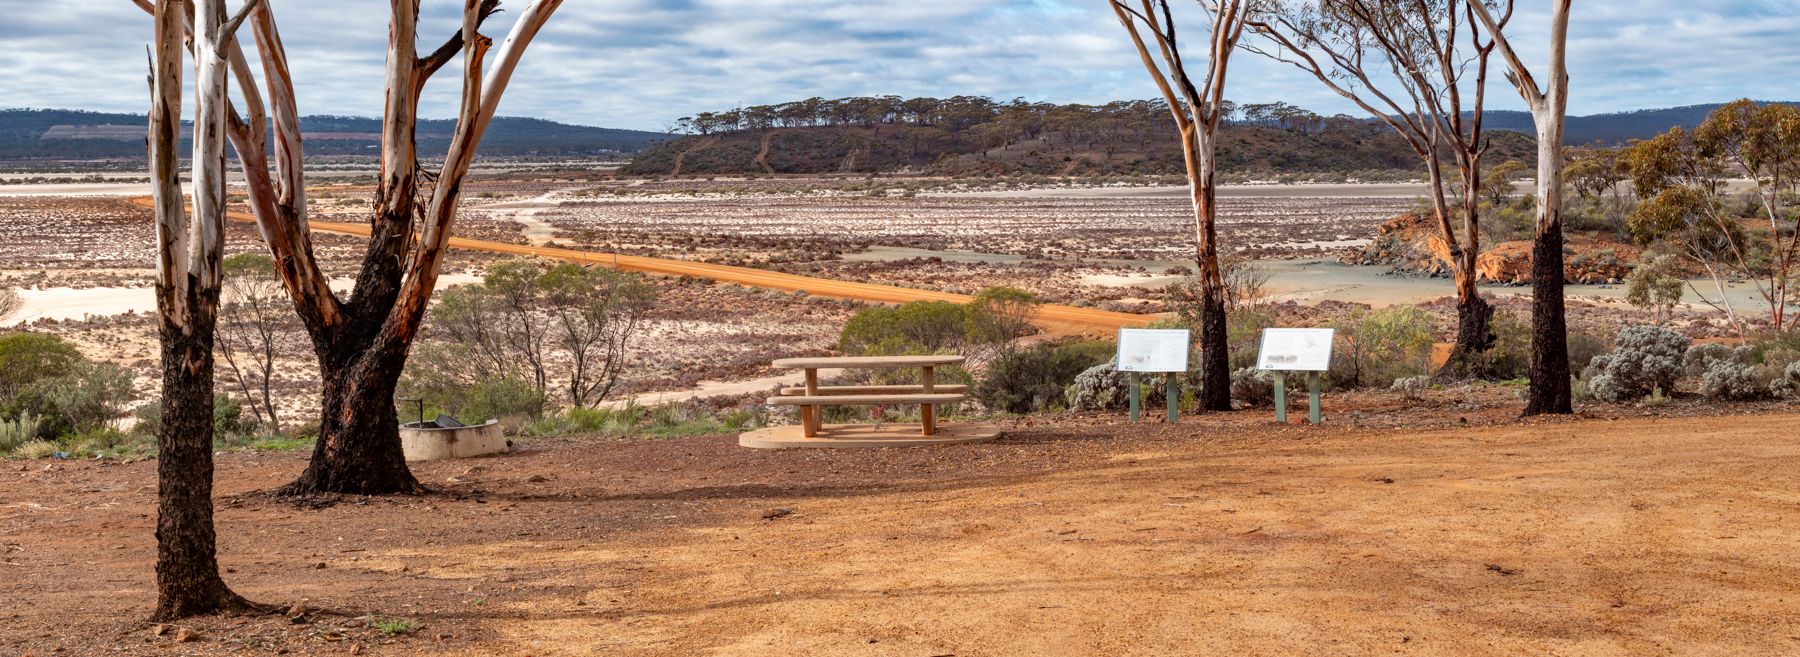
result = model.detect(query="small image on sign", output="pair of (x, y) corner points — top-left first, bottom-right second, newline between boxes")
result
(1256, 328), (1336, 372)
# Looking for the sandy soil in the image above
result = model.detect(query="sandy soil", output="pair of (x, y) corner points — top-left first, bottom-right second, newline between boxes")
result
(5, 404), (1800, 656)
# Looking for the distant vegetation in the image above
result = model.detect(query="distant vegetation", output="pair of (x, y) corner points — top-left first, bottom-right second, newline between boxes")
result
(623, 97), (1800, 177)
(624, 96), (1537, 177)
(0, 108), (668, 161)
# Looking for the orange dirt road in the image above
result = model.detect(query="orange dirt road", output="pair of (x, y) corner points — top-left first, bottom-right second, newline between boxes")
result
(127, 196), (1155, 335)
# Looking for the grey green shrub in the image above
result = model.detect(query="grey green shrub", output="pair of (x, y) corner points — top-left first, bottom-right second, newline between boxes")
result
(1584, 325), (1689, 403)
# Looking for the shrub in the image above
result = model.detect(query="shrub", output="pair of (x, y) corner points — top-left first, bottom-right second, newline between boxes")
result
(1332, 306), (1436, 388)
(1229, 368), (1275, 407)
(0, 412), (45, 454)
(1567, 326), (1612, 375)
(838, 288), (1039, 368)
(457, 375), (548, 428)
(1470, 310), (1531, 380)
(1625, 254), (1686, 323)
(976, 341), (1113, 414)
(11, 440), (59, 460)
(1770, 361), (1800, 398)
(1391, 375), (1432, 400)
(134, 393), (253, 439)
(0, 332), (82, 401)
(1682, 343), (1750, 379)
(1698, 359), (1769, 400)
(1064, 360), (1183, 412)
(1583, 325), (1689, 403)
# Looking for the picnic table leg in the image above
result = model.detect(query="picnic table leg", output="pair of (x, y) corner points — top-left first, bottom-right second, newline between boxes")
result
(920, 365), (936, 437)
(803, 368), (819, 438)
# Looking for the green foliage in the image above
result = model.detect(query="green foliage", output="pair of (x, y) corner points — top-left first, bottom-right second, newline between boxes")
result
(523, 401), (762, 439)
(0, 332), (82, 402)
(1625, 254), (1687, 323)
(406, 258), (657, 416)
(4, 358), (135, 440)
(222, 252), (277, 277)
(458, 375), (548, 428)
(372, 617), (417, 636)
(975, 340), (1113, 414)
(1468, 310), (1532, 381)
(133, 392), (253, 439)
(837, 288), (1039, 372)
(0, 412), (44, 454)
(1331, 306), (1436, 388)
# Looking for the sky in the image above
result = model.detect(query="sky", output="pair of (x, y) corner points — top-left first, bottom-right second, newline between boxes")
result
(2, 1), (1797, 132)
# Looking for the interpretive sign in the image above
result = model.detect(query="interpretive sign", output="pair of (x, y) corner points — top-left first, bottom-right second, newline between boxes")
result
(1117, 328), (1191, 373)
(1256, 328), (1336, 372)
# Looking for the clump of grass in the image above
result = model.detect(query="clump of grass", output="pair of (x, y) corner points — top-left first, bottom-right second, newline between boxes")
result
(11, 440), (59, 460)
(371, 616), (417, 636)
(523, 402), (762, 439)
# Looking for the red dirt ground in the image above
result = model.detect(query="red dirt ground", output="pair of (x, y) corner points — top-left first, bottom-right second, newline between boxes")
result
(4, 402), (1800, 656)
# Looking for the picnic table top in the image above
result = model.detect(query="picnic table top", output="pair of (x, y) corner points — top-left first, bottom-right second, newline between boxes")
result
(771, 355), (965, 369)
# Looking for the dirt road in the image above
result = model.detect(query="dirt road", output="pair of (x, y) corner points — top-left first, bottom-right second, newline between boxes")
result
(7, 408), (1800, 655)
(125, 197), (1152, 334)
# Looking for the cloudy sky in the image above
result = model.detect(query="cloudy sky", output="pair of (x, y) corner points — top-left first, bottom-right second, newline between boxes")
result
(3, 0), (1796, 131)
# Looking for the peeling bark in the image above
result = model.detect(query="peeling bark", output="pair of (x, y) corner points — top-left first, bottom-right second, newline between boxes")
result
(145, 0), (262, 621)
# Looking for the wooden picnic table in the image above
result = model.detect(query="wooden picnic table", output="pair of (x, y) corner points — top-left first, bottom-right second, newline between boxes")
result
(769, 355), (966, 438)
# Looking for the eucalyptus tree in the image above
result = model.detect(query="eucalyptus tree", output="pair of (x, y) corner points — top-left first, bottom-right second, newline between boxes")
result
(1106, 0), (1260, 411)
(140, 0), (266, 620)
(1248, 0), (1504, 377)
(1471, 0), (1574, 415)
(135, 0), (566, 494)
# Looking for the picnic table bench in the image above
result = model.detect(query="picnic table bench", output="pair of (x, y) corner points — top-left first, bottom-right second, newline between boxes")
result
(768, 354), (966, 438)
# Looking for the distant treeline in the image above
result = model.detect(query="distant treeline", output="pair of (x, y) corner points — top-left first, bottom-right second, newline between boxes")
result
(676, 96), (1339, 136)
(0, 109), (669, 162)
(631, 96), (1536, 177)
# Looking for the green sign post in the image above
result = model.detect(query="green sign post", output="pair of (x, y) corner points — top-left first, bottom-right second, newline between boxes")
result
(1258, 328), (1336, 425)
(1118, 328), (1190, 424)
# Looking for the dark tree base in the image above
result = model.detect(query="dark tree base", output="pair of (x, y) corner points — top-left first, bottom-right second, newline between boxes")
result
(1439, 294), (1498, 381)
(1198, 282), (1231, 412)
(278, 364), (423, 496)
(1523, 230), (1574, 416)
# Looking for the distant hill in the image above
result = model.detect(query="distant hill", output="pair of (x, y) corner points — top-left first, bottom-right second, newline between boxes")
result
(0, 108), (669, 162)
(621, 96), (1537, 177)
(1482, 102), (1800, 145)
(626, 96), (1799, 177)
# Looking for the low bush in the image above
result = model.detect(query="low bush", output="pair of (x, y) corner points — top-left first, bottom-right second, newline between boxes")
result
(1331, 306), (1436, 388)
(1229, 368), (1275, 407)
(1391, 375), (1432, 400)
(0, 412), (44, 455)
(1698, 359), (1769, 401)
(1584, 325), (1689, 403)
(1771, 361), (1800, 398)
(976, 341), (1113, 414)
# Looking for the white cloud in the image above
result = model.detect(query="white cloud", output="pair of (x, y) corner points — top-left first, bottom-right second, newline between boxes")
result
(0, 0), (1793, 130)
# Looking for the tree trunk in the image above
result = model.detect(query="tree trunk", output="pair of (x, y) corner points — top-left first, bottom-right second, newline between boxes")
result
(1442, 276), (1495, 379)
(282, 344), (421, 495)
(147, 0), (261, 620)
(1524, 113), (1572, 415)
(1525, 227), (1572, 414)
(1193, 142), (1230, 412)
(154, 319), (259, 621)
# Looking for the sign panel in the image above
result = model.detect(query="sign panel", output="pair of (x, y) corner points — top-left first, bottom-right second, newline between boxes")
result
(1256, 328), (1336, 372)
(1117, 328), (1191, 373)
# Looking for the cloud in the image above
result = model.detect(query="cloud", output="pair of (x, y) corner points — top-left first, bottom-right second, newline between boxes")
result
(0, 0), (1794, 130)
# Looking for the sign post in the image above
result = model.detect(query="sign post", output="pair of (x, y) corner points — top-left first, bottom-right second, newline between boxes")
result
(1117, 328), (1191, 424)
(1255, 328), (1335, 424)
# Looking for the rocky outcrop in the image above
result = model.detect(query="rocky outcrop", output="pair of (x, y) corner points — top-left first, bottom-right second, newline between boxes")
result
(1343, 213), (1638, 285)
